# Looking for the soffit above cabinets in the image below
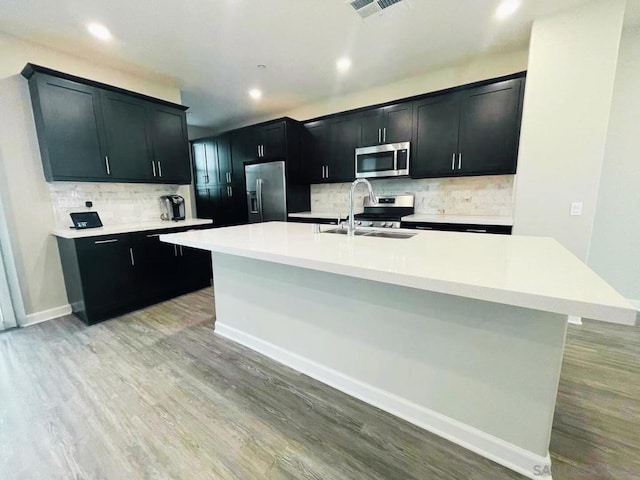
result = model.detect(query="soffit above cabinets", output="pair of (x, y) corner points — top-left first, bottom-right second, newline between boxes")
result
(0, 0), (631, 130)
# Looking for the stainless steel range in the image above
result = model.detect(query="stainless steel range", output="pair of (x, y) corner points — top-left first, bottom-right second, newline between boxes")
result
(352, 194), (414, 229)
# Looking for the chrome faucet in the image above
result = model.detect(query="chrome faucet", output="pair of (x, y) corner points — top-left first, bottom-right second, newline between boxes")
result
(347, 178), (377, 237)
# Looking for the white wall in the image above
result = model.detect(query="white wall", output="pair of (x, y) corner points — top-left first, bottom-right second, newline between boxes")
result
(512, 0), (626, 260)
(212, 48), (528, 133)
(0, 33), (184, 322)
(588, 25), (640, 303)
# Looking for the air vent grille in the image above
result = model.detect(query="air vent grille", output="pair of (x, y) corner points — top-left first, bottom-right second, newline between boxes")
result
(351, 0), (374, 10)
(377, 0), (403, 9)
(349, 0), (410, 19)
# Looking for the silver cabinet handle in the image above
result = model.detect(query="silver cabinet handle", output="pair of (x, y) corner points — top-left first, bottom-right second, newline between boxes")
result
(326, 165), (329, 179)
(322, 166), (325, 179)
(146, 233), (161, 238)
(105, 156), (111, 175)
(257, 145), (261, 157)
(180, 245), (184, 256)
(152, 161), (157, 177)
(158, 161), (162, 177)
(228, 186), (232, 197)
(227, 172), (232, 183)
(458, 153), (462, 170)
(466, 229), (487, 233)
(129, 247), (135, 266)
(174, 244), (178, 256)
(451, 153), (456, 170)
(415, 226), (434, 230)
(94, 239), (118, 244)
(383, 127), (387, 143)
(378, 128), (381, 144)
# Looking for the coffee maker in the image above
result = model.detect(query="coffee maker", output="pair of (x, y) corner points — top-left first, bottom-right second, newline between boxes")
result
(160, 195), (186, 221)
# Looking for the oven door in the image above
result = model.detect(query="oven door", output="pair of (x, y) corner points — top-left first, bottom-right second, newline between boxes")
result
(355, 143), (410, 178)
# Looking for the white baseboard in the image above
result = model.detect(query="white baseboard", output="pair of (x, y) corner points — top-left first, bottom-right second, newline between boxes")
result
(215, 323), (553, 480)
(21, 304), (72, 327)
(568, 315), (583, 325)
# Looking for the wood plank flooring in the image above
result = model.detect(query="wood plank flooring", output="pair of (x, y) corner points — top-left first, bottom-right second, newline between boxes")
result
(0, 288), (638, 479)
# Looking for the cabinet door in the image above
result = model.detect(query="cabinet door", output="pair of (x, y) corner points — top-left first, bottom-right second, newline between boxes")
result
(383, 103), (413, 144)
(216, 134), (233, 184)
(101, 92), (154, 181)
(179, 246), (212, 290)
(223, 184), (248, 226)
(147, 105), (192, 184)
(359, 108), (384, 147)
(258, 122), (286, 159)
(31, 74), (109, 181)
(192, 141), (210, 186)
(134, 232), (180, 301)
(327, 115), (359, 183)
(195, 187), (214, 219)
(457, 79), (523, 176)
(412, 95), (460, 178)
(304, 121), (330, 183)
(76, 237), (135, 317)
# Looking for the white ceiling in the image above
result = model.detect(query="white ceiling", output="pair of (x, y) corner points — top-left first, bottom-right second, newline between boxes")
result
(1, 0), (638, 130)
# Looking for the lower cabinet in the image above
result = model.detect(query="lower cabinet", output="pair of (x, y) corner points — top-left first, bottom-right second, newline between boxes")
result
(400, 222), (512, 235)
(195, 185), (247, 227)
(57, 227), (212, 325)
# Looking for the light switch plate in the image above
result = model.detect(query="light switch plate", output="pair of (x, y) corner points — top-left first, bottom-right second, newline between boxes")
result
(570, 202), (583, 216)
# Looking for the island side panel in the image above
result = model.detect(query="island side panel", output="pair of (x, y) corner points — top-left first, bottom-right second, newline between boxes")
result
(211, 253), (567, 478)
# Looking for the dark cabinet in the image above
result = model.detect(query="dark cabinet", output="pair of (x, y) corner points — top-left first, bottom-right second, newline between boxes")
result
(412, 95), (460, 178)
(358, 103), (413, 147)
(147, 104), (192, 184)
(74, 236), (137, 319)
(401, 222), (512, 235)
(304, 120), (330, 184)
(23, 63), (191, 185)
(27, 73), (110, 181)
(304, 114), (359, 183)
(101, 91), (154, 181)
(456, 80), (523, 176)
(57, 226), (213, 325)
(412, 78), (524, 178)
(194, 118), (309, 224)
(216, 134), (233, 184)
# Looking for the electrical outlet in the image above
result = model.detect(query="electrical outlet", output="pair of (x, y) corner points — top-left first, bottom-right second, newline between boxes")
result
(570, 202), (583, 216)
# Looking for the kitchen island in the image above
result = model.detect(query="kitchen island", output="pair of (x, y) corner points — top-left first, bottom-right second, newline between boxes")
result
(160, 222), (636, 480)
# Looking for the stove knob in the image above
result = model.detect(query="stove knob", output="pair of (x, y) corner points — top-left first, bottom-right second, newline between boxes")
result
(356, 221), (362, 226)
(367, 222), (374, 227)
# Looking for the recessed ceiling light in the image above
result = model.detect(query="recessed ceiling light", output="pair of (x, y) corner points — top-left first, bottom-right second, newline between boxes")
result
(87, 22), (112, 41)
(495, 0), (521, 20)
(249, 88), (262, 100)
(336, 57), (352, 73)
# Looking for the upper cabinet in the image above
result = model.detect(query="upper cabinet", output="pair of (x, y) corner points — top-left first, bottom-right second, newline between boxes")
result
(304, 73), (525, 184)
(358, 103), (413, 147)
(304, 113), (360, 184)
(22, 64), (192, 185)
(412, 78), (524, 179)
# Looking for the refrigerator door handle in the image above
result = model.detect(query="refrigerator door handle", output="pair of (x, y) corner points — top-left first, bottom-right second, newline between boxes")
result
(256, 178), (264, 222)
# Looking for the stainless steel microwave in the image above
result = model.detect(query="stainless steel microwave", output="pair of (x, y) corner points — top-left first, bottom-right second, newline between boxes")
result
(355, 142), (410, 179)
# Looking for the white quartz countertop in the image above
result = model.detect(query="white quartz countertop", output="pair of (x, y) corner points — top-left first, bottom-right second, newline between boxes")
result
(401, 214), (514, 226)
(52, 218), (213, 239)
(288, 212), (348, 220)
(160, 222), (636, 325)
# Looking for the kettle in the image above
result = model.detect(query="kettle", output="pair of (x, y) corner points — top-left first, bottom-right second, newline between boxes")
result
(160, 195), (186, 221)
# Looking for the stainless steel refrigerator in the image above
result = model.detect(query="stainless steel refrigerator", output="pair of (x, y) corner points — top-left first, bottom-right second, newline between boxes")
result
(245, 161), (287, 223)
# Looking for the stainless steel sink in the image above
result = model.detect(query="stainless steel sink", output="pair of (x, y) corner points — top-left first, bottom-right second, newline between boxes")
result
(323, 228), (417, 239)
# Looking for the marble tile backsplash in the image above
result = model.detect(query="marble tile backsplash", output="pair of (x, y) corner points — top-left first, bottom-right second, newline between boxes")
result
(49, 182), (191, 228)
(311, 175), (515, 216)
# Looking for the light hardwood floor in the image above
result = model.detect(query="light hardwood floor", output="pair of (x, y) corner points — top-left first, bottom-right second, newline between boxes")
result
(0, 288), (638, 479)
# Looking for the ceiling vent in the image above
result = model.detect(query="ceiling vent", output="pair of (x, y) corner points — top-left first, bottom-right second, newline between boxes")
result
(348, 0), (410, 19)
